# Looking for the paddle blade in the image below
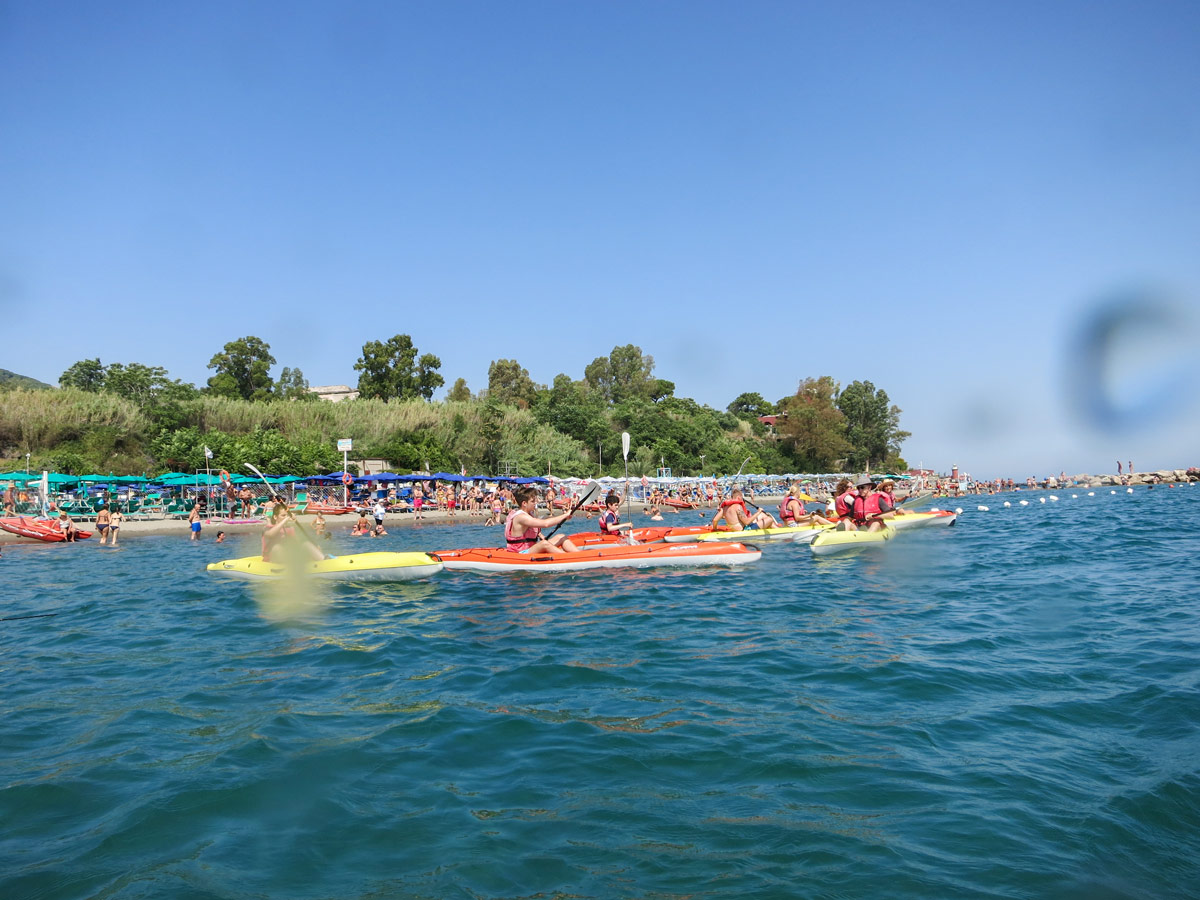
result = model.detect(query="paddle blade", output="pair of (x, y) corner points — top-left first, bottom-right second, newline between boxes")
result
(797, 493), (816, 502)
(621, 432), (630, 460)
(577, 480), (602, 508)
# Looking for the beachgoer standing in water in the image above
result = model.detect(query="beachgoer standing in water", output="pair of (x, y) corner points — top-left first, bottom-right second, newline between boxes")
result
(109, 507), (123, 545)
(188, 502), (202, 540)
(96, 504), (111, 545)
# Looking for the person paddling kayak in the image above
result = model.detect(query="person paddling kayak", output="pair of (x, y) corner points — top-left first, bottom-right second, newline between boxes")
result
(710, 488), (777, 532)
(841, 477), (888, 532)
(779, 484), (833, 528)
(262, 502), (324, 563)
(504, 486), (582, 554)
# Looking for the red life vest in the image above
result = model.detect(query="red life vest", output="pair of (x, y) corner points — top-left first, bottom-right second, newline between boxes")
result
(835, 491), (855, 518)
(599, 509), (620, 535)
(720, 499), (749, 525)
(504, 509), (540, 551)
(849, 492), (884, 523)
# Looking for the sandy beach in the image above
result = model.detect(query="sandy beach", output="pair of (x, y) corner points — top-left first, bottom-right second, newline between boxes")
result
(0, 498), (765, 546)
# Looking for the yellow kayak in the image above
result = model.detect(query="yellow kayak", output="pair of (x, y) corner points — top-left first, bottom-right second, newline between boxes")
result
(810, 526), (895, 556)
(206, 551), (444, 582)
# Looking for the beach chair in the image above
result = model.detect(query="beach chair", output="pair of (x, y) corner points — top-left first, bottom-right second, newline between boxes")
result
(290, 491), (309, 514)
(137, 493), (166, 519)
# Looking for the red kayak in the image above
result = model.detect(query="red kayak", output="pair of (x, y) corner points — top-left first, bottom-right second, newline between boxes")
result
(0, 517), (93, 542)
(306, 504), (356, 515)
(663, 498), (698, 509)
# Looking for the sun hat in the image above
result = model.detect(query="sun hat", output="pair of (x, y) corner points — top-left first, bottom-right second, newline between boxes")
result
(855, 476), (875, 488)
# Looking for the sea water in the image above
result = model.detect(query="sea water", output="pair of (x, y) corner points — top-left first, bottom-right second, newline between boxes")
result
(2, 487), (1198, 899)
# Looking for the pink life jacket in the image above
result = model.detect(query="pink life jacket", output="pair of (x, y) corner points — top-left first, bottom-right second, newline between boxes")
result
(504, 509), (540, 551)
(600, 509), (621, 535)
(835, 491), (855, 518)
(779, 496), (805, 523)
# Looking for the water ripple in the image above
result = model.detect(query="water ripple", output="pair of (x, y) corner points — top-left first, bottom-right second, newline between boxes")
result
(2, 490), (1198, 898)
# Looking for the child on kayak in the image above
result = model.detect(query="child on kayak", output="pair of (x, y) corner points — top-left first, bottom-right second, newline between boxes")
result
(504, 486), (582, 554)
(599, 492), (634, 541)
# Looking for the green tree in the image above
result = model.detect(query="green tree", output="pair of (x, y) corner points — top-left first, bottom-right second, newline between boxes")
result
(727, 392), (775, 420)
(836, 380), (911, 471)
(276, 366), (313, 401)
(777, 376), (852, 471)
(59, 358), (107, 392)
(584, 344), (658, 404)
(354, 334), (444, 401)
(104, 363), (167, 406)
(207, 336), (276, 400)
(532, 374), (610, 451)
(486, 359), (540, 407)
(446, 378), (472, 402)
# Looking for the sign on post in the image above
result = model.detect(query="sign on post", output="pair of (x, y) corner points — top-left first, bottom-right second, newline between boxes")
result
(337, 439), (353, 452)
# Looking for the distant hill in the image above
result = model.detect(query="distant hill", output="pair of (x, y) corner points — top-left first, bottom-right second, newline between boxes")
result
(0, 368), (53, 391)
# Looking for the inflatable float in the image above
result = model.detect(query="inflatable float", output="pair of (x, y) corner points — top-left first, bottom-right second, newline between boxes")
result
(0, 517), (92, 542)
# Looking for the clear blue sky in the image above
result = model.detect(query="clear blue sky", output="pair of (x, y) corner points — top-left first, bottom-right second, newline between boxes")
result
(2, 1), (1198, 478)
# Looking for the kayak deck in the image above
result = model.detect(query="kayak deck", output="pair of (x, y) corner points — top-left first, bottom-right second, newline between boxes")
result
(810, 526), (895, 555)
(433, 541), (761, 573)
(206, 551), (444, 581)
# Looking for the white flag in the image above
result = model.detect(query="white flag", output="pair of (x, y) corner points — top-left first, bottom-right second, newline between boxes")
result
(204, 446), (213, 459)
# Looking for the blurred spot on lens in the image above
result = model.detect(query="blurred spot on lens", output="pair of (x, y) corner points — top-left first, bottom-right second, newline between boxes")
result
(1065, 290), (1199, 433)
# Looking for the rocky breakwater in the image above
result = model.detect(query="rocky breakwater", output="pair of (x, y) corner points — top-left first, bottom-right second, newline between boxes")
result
(1045, 469), (1199, 489)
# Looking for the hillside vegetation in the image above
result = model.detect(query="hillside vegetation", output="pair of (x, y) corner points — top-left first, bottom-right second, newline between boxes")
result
(0, 339), (910, 477)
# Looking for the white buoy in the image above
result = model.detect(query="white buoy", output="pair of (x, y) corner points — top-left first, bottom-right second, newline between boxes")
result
(1049, 495), (1058, 501)
(977, 505), (989, 511)
(1127, 488), (1134, 494)
(1111, 490), (1117, 494)
(955, 507), (963, 515)
(1003, 501), (1011, 507)
(1040, 497), (1046, 503)
(1019, 500), (1029, 506)
(1072, 494), (1078, 498)
(1088, 492), (1095, 496)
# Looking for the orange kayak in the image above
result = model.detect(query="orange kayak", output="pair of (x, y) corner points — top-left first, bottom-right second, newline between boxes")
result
(432, 541), (761, 573)
(571, 526), (675, 546)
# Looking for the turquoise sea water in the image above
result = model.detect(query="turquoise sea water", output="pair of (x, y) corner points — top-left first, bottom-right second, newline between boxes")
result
(3, 487), (1199, 899)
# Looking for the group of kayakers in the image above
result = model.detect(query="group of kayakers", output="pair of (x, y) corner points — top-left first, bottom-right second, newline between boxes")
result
(829, 476), (908, 532)
(493, 479), (906, 558)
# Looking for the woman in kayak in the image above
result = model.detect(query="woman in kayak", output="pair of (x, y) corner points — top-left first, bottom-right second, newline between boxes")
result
(599, 492), (633, 540)
(504, 486), (582, 554)
(873, 480), (908, 523)
(779, 484), (833, 528)
(710, 489), (778, 532)
(262, 503), (324, 562)
(832, 478), (856, 528)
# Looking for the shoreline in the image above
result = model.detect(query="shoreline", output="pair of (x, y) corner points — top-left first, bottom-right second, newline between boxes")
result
(0, 498), (742, 545)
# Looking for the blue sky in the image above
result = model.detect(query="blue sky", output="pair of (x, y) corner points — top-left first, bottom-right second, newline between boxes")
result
(2, 1), (1198, 478)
